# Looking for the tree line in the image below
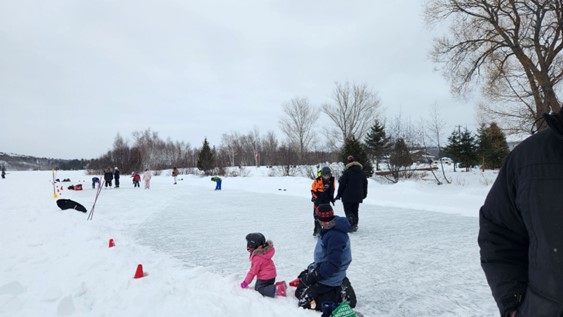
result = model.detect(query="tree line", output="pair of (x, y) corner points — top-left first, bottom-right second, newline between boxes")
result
(88, 1), (563, 181)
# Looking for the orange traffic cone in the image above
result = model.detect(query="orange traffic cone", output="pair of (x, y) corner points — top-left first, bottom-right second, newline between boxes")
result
(108, 239), (115, 248)
(134, 264), (145, 279)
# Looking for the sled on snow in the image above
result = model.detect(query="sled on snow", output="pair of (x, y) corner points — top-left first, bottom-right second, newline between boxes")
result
(56, 199), (87, 213)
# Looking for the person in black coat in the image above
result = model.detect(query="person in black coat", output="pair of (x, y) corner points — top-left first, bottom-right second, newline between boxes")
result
(334, 155), (368, 232)
(114, 167), (120, 188)
(103, 168), (113, 188)
(479, 108), (563, 317)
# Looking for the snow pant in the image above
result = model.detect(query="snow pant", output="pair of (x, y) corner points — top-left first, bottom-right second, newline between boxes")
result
(92, 179), (99, 189)
(115, 178), (120, 188)
(296, 282), (341, 311)
(173, 176), (177, 184)
(133, 180), (140, 187)
(214, 180), (222, 190)
(254, 278), (276, 298)
(105, 180), (112, 187)
(342, 201), (360, 229)
(144, 180), (150, 189)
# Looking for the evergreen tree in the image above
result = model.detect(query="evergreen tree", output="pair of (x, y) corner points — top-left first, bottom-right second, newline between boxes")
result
(197, 138), (215, 175)
(443, 129), (462, 171)
(457, 128), (479, 171)
(384, 138), (413, 183)
(478, 122), (510, 169)
(363, 120), (391, 171)
(340, 137), (374, 177)
(389, 138), (413, 168)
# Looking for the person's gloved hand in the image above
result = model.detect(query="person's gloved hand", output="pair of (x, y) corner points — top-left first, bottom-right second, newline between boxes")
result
(330, 199), (335, 206)
(311, 194), (317, 202)
(302, 268), (321, 286)
(240, 281), (248, 289)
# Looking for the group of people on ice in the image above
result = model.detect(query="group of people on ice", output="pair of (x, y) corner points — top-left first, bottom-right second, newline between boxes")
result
(91, 167), (153, 189)
(241, 155), (367, 317)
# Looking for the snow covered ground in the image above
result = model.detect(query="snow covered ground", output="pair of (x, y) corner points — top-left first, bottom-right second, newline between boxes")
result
(0, 168), (500, 316)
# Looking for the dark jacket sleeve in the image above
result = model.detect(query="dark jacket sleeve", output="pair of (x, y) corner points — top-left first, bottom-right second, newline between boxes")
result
(478, 154), (528, 316)
(363, 176), (368, 199)
(337, 173), (347, 198)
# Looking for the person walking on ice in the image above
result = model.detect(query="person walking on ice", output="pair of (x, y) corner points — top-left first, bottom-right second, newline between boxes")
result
(142, 169), (152, 189)
(240, 232), (287, 298)
(335, 156), (368, 232)
(131, 172), (141, 188)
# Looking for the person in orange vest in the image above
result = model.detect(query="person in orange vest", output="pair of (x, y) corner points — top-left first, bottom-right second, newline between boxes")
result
(310, 166), (336, 236)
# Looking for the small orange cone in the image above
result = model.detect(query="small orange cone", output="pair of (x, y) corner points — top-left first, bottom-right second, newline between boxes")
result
(108, 239), (115, 248)
(134, 264), (145, 279)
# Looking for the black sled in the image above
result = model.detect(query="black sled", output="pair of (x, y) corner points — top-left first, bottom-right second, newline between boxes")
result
(56, 199), (87, 213)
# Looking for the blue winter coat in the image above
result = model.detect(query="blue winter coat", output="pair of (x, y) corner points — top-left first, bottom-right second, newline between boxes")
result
(314, 216), (352, 287)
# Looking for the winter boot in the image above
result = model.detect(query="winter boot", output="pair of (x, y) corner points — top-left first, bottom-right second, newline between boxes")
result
(275, 281), (287, 297)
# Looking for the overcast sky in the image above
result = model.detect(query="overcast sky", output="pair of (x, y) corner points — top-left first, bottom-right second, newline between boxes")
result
(0, 0), (478, 159)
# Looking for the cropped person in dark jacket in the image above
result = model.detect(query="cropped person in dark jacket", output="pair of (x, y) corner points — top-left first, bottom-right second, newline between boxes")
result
(335, 156), (368, 232)
(479, 109), (563, 317)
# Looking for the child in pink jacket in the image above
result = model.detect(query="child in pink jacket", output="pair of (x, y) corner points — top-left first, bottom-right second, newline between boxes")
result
(240, 232), (287, 297)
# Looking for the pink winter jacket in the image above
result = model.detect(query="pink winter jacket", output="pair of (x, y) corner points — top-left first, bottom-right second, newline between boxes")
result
(244, 240), (277, 284)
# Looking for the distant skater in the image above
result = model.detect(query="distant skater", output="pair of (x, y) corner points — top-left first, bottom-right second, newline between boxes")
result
(132, 172), (141, 188)
(114, 167), (120, 188)
(172, 167), (179, 184)
(142, 169), (152, 189)
(104, 168), (113, 188)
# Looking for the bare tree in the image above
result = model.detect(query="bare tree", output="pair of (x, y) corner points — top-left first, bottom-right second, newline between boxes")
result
(132, 128), (162, 169)
(426, 0), (563, 132)
(322, 82), (381, 145)
(279, 97), (318, 163)
(427, 105), (451, 184)
(261, 131), (279, 166)
(220, 132), (240, 167)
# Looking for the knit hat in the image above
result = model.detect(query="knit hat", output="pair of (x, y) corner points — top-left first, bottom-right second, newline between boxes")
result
(316, 204), (335, 221)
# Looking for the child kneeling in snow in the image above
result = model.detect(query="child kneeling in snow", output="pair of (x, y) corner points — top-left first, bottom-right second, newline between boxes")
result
(241, 233), (286, 297)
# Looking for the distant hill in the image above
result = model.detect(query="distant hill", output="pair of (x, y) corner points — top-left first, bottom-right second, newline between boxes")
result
(0, 152), (91, 171)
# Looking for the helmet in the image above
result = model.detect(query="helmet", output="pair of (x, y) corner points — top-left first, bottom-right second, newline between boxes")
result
(246, 232), (266, 250)
(320, 166), (332, 177)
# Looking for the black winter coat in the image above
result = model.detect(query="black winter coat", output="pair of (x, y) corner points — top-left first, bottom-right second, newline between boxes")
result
(104, 172), (113, 182)
(336, 162), (368, 203)
(478, 110), (563, 317)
